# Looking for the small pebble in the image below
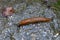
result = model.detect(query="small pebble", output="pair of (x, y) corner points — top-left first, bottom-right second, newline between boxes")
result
(2, 6), (15, 17)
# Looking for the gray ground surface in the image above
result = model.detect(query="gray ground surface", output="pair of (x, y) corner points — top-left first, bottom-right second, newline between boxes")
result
(0, 0), (60, 40)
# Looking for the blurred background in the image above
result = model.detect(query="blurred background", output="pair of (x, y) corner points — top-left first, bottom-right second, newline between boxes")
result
(0, 0), (60, 40)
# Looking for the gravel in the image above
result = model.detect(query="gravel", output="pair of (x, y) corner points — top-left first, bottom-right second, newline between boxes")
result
(0, 0), (59, 40)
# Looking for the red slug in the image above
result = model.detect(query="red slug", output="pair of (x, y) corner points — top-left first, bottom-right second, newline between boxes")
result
(18, 17), (51, 26)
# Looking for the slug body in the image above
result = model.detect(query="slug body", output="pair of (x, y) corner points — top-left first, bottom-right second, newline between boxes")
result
(18, 17), (51, 26)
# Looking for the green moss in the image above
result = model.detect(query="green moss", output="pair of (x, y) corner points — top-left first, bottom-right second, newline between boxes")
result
(52, 0), (60, 11)
(56, 0), (60, 5)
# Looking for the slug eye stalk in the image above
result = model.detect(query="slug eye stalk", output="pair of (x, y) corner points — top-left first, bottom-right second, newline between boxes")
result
(17, 17), (51, 27)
